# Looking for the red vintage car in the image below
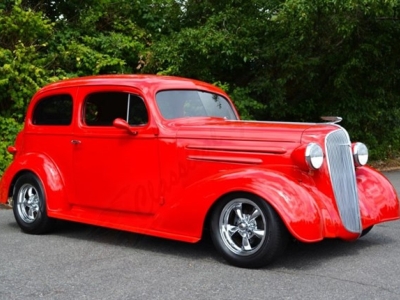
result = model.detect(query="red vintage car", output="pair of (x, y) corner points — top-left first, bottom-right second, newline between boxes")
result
(0, 75), (399, 268)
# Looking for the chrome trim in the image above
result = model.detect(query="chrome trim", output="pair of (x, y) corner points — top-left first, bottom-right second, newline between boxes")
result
(16, 183), (40, 223)
(321, 116), (342, 124)
(219, 198), (266, 256)
(305, 143), (324, 170)
(325, 129), (361, 233)
(227, 120), (318, 126)
(186, 144), (287, 154)
(188, 155), (262, 165)
(353, 142), (368, 166)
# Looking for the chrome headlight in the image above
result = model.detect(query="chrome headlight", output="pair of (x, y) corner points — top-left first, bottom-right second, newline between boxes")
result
(305, 143), (324, 170)
(353, 142), (368, 166)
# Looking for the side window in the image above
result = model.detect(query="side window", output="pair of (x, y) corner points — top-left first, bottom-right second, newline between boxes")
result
(84, 92), (148, 126)
(32, 94), (73, 125)
(128, 96), (149, 125)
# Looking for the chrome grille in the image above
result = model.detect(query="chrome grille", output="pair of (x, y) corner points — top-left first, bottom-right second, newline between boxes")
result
(326, 129), (361, 233)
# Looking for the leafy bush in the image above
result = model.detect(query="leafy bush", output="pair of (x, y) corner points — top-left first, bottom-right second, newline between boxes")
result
(0, 117), (22, 177)
(1, 0), (400, 177)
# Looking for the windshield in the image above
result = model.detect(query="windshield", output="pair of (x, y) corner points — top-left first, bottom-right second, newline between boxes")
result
(156, 90), (238, 120)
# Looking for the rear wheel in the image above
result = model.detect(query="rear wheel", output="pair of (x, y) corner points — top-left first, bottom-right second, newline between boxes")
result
(210, 193), (288, 268)
(13, 173), (55, 234)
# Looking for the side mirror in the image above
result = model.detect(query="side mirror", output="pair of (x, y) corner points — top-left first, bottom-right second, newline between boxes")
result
(113, 118), (138, 135)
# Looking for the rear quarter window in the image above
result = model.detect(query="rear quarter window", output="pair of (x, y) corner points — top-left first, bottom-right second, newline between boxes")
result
(32, 94), (73, 125)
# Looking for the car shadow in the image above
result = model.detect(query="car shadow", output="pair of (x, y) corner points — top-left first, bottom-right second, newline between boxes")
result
(267, 236), (386, 270)
(53, 220), (220, 261)
(49, 220), (397, 270)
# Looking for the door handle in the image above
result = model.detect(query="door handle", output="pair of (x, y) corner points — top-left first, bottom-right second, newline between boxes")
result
(71, 140), (81, 145)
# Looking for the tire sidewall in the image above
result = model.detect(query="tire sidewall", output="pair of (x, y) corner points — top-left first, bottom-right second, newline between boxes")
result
(210, 193), (286, 268)
(12, 173), (50, 234)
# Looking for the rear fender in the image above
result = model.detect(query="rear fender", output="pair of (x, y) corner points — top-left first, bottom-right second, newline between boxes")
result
(0, 153), (68, 211)
(154, 168), (325, 242)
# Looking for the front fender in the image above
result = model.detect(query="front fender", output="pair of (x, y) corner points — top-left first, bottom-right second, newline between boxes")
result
(154, 168), (325, 242)
(357, 166), (400, 227)
(0, 153), (67, 211)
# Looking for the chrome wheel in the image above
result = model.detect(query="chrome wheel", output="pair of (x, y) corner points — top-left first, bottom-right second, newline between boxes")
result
(16, 184), (40, 223)
(210, 193), (288, 268)
(219, 199), (266, 256)
(13, 173), (55, 234)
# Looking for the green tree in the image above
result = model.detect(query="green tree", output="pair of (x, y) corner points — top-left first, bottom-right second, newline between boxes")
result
(1, 0), (400, 177)
(147, 0), (400, 158)
(0, 0), (151, 174)
(0, 0), (58, 118)
(0, 0), (56, 175)
(265, 0), (400, 157)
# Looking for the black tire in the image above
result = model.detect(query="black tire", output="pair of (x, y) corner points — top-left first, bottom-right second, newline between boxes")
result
(210, 193), (288, 268)
(360, 226), (374, 237)
(12, 173), (55, 234)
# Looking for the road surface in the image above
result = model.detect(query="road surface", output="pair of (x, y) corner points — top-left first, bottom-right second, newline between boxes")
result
(1, 171), (400, 299)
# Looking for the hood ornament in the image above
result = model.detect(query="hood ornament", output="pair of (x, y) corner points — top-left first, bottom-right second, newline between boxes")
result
(320, 116), (342, 124)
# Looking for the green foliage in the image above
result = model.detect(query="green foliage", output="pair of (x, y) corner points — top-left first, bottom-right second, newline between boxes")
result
(0, 117), (23, 177)
(214, 82), (266, 120)
(1, 0), (400, 177)
(0, 0), (152, 174)
(0, 0), (58, 120)
(266, 0), (400, 159)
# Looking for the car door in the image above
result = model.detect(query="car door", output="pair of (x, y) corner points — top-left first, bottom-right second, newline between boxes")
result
(26, 88), (77, 210)
(71, 85), (160, 215)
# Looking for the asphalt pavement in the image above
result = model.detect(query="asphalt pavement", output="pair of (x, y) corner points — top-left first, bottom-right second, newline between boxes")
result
(1, 171), (400, 299)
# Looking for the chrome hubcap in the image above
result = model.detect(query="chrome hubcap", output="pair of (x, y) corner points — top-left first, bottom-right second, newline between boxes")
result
(219, 198), (266, 256)
(17, 184), (40, 223)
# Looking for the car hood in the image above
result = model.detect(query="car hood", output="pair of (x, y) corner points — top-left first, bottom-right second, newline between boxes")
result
(171, 117), (338, 143)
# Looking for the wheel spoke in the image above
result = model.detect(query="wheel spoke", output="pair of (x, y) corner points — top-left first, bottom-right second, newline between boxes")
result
(27, 207), (36, 219)
(27, 187), (35, 198)
(226, 224), (239, 236)
(253, 229), (265, 239)
(234, 204), (244, 221)
(250, 209), (261, 221)
(242, 236), (252, 251)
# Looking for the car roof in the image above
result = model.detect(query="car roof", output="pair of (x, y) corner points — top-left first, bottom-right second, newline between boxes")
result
(37, 75), (224, 95)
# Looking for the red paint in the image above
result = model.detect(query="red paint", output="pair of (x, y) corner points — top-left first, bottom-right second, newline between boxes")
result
(0, 75), (399, 243)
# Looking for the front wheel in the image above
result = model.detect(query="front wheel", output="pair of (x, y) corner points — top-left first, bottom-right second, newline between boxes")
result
(13, 173), (55, 234)
(360, 226), (374, 237)
(210, 193), (288, 268)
